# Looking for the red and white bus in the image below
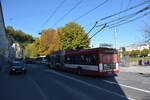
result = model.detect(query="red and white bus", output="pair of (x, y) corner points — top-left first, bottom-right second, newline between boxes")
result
(47, 48), (119, 76)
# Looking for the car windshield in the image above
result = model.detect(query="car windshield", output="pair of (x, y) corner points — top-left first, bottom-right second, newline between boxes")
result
(12, 61), (22, 66)
(12, 66), (22, 68)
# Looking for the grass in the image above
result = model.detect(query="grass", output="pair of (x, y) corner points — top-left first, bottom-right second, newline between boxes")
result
(119, 56), (150, 62)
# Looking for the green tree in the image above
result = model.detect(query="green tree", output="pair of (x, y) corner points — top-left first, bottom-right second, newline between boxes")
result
(130, 50), (140, 57)
(25, 43), (32, 58)
(122, 52), (129, 56)
(25, 38), (40, 58)
(121, 47), (126, 52)
(141, 49), (149, 56)
(60, 22), (90, 50)
(6, 26), (34, 46)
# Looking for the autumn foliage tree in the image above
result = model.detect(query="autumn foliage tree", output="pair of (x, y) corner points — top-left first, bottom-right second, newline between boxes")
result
(25, 22), (90, 57)
(39, 29), (56, 56)
(51, 28), (62, 51)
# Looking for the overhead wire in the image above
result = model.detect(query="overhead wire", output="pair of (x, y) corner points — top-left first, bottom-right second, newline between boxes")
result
(89, 24), (107, 39)
(126, 0), (133, 8)
(79, 24), (107, 48)
(73, 0), (109, 42)
(52, 0), (82, 27)
(73, 0), (109, 21)
(40, 0), (66, 30)
(96, 5), (150, 27)
(80, 21), (98, 42)
(99, 0), (150, 21)
(107, 11), (150, 29)
(86, 21), (98, 35)
(82, 0), (148, 29)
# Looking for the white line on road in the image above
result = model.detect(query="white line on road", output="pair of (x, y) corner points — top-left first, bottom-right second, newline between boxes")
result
(27, 76), (49, 100)
(102, 80), (150, 94)
(45, 70), (135, 100)
(116, 78), (150, 86)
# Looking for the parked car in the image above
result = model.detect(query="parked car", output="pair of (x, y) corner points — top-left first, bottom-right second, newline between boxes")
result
(25, 59), (32, 64)
(9, 60), (26, 74)
(42, 60), (48, 64)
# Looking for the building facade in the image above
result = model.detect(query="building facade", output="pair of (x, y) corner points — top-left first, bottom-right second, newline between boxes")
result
(124, 44), (150, 52)
(0, 2), (8, 57)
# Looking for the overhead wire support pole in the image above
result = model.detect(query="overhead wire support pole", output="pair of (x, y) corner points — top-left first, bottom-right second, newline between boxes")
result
(114, 26), (118, 49)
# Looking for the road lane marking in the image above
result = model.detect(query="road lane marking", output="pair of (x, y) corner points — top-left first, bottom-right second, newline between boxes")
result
(117, 78), (150, 86)
(27, 76), (49, 100)
(45, 70), (135, 100)
(102, 80), (150, 94)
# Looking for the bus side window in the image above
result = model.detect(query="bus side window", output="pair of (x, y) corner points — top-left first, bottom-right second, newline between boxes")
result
(81, 55), (86, 65)
(91, 54), (98, 65)
(83, 54), (98, 65)
(65, 56), (69, 64)
(75, 55), (82, 64)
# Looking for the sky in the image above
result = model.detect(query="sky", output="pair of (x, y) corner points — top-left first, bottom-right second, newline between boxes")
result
(1, 0), (150, 48)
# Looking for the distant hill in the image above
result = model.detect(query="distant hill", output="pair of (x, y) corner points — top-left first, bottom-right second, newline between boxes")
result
(6, 26), (34, 46)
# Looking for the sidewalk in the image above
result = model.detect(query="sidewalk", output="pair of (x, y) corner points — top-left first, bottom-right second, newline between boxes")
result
(119, 65), (150, 74)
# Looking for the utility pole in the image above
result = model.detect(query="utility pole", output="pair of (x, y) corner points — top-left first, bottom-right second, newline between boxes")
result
(114, 26), (118, 49)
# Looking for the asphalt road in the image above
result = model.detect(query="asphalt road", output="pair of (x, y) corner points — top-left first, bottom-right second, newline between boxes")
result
(0, 64), (150, 100)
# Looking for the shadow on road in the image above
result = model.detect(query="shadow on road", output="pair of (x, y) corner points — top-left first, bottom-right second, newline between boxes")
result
(0, 64), (135, 100)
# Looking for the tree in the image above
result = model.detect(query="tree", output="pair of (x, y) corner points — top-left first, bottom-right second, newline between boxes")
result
(49, 28), (62, 52)
(60, 22), (90, 50)
(6, 26), (34, 46)
(25, 43), (32, 58)
(121, 47), (126, 52)
(39, 29), (56, 56)
(122, 52), (129, 56)
(130, 50), (140, 57)
(141, 49), (149, 57)
(25, 38), (40, 58)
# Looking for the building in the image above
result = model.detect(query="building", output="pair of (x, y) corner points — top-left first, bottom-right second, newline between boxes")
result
(11, 43), (21, 58)
(0, 1), (9, 67)
(0, 2), (8, 57)
(124, 44), (150, 52)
